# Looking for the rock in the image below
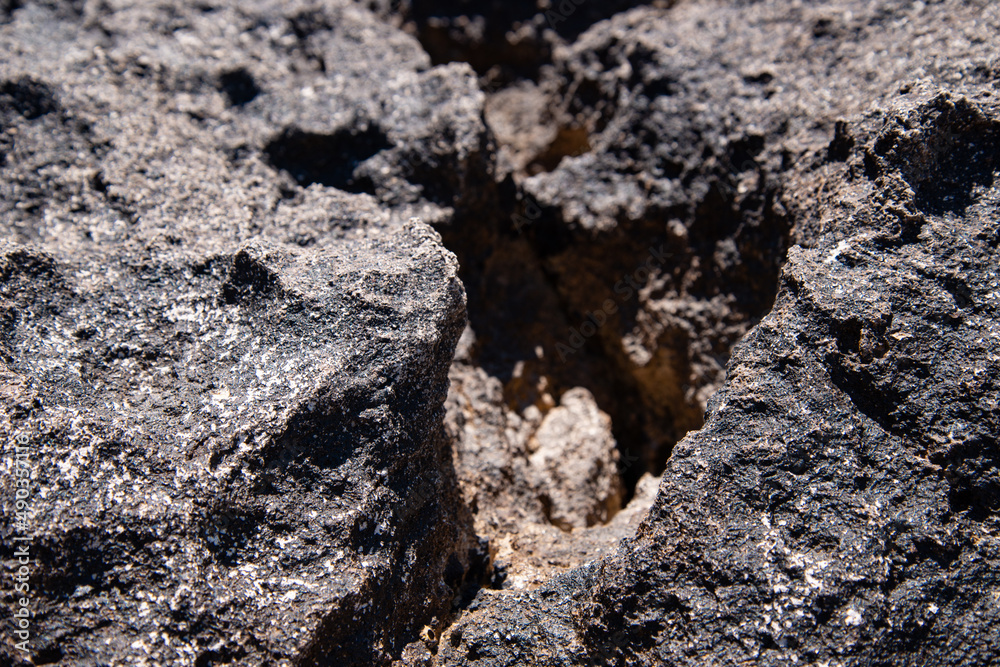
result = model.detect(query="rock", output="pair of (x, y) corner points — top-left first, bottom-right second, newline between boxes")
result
(446, 361), (549, 534)
(573, 93), (1000, 667)
(528, 387), (622, 531)
(0, 1), (491, 664)
(403, 0), (676, 82)
(436, 1), (1000, 666)
(0, 216), (482, 666)
(496, 0), (1000, 471)
(445, 361), (643, 592)
(3, 0), (1000, 665)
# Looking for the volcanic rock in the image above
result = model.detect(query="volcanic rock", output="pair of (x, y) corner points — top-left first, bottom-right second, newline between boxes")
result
(0, 1), (490, 664)
(435, 2), (1000, 666)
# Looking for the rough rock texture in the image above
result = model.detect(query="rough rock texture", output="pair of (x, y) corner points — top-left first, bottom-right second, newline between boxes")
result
(445, 355), (645, 593)
(434, 1), (1000, 666)
(2, 0), (1000, 666)
(0, 222), (479, 667)
(527, 387), (622, 532)
(400, 0), (675, 83)
(0, 1), (493, 665)
(445, 339), (653, 590)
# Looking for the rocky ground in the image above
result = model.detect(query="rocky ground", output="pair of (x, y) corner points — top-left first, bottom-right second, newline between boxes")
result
(1, 0), (998, 665)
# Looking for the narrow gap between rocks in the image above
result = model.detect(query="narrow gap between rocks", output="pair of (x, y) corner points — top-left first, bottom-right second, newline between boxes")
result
(400, 2), (791, 594)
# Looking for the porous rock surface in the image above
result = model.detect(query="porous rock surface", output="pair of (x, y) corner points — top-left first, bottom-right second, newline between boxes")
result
(527, 387), (622, 532)
(400, 0), (675, 84)
(1, 0), (999, 666)
(435, 2), (1000, 666)
(0, 1), (489, 665)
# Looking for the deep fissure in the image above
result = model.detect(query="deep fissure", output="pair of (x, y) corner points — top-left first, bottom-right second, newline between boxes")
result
(396, 3), (792, 588)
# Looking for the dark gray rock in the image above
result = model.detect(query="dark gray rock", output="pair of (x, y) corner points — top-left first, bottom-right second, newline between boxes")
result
(0, 1), (492, 665)
(435, 2), (1000, 666)
(3, 0), (1000, 666)
(570, 92), (1000, 667)
(0, 222), (479, 667)
(517, 0), (999, 470)
(401, 0), (675, 83)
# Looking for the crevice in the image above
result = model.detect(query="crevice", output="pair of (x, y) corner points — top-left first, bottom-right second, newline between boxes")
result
(0, 0), (23, 24)
(428, 16), (790, 522)
(0, 75), (59, 121)
(525, 124), (591, 175)
(403, 1), (678, 82)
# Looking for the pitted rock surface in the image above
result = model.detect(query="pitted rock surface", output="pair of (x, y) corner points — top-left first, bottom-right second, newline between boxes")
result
(0, 1), (488, 665)
(2, 1), (999, 666)
(434, 2), (1000, 667)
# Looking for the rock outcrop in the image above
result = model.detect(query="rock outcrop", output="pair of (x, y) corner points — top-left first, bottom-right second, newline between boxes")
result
(2, 0), (999, 666)
(0, 1), (488, 664)
(434, 2), (1000, 666)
